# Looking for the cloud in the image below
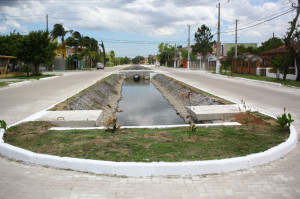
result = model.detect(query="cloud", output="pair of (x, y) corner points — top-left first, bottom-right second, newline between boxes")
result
(0, 0), (297, 56)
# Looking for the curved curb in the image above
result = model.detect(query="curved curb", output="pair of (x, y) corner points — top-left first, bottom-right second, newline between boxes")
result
(0, 125), (297, 177)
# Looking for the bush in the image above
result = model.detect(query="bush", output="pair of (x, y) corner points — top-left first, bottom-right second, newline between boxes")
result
(21, 64), (32, 77)
(276, 108), (294, 130)
(0, 120), (7, 130)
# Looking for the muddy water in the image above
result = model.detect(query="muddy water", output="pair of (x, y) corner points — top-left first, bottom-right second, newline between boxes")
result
(116, 79), (185, 126)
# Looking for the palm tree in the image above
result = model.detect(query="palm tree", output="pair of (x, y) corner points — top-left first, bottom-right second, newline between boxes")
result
(51, 23), (72, 58)
(100, 40), (106, 66)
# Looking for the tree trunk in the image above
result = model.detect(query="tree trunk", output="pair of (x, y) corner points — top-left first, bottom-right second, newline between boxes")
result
(284, 0), (300, 81)
(101, 41), (106, 66)
(33, 64), (39, 75)
(62, 36), (65, 59)
(283, 69), (287, 81)
(296, 56), (300, 81)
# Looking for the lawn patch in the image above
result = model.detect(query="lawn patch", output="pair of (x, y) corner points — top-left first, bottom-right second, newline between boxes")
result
(4, 112), (289, 162)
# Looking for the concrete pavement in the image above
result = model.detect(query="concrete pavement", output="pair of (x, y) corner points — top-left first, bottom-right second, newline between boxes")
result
(0, 66), (300, 198)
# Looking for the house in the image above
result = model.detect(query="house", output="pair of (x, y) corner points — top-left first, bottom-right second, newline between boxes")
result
(259, 45), (297, 80)
(232, 53), (262, 75)
(55, 43), (71, 59)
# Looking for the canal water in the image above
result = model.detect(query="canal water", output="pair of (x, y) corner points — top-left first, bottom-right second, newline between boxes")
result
(116, 79), (185, 126)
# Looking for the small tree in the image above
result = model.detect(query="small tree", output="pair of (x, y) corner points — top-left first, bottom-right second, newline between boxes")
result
(18, 30), (57, 75)
(192, 24), (214, 61)
(272, 53), (293, 81)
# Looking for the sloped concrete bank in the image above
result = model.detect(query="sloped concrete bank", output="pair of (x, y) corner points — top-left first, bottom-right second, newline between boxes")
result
(50, 74), (124, 126)
(151, 74), (229, 123)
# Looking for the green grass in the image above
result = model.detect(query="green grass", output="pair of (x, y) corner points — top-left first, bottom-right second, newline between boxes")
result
(0, 80), (23, 87)
(0, 82), (10, 86)
(0, 74), (56, 80)
(221, 72), (300, 87)
(4, 115), (289, 162)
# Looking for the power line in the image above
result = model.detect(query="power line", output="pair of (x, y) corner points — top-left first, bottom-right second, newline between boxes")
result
(225, 8), (295, 32)
(212, 8), (295, 35)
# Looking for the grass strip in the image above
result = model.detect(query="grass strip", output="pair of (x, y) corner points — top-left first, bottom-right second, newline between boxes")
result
(4, 113), (289, 162)
(0, 74), (56, 80)
(220, 72), (300, 87)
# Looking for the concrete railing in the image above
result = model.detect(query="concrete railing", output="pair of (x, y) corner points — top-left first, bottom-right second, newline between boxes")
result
(119, 70), (153, 79)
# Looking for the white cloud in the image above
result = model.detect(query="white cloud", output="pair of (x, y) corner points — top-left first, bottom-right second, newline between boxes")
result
(0, 0), (297, 55)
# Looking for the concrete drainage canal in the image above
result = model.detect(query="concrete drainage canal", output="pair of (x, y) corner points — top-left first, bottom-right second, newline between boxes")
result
(41, 66), (231, 127)
(116, 78), (185, 126)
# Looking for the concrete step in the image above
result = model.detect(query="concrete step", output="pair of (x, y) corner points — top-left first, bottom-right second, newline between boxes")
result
(187, 105), (242, 121)
(36, 110), (103, 127)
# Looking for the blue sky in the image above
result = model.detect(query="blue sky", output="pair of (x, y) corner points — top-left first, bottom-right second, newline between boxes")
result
(0, 0), (298, 58)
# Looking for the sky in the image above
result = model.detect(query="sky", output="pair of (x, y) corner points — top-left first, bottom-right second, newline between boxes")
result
(0, 0), (298, 58)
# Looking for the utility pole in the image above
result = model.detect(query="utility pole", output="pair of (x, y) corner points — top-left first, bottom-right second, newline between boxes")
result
(235, 19), (238, 59)
(174, 43), (177, 68)
(216, 2), (221, 73)
(46, 14), (48, 33)
(187, 24), (191, 70)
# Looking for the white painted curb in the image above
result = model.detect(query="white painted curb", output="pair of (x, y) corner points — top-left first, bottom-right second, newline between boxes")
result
(0, 125), (297, 177)
(49, 122), (241, 131)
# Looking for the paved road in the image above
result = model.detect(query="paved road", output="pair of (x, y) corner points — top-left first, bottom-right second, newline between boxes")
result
(0, 68), (121, 126)
(0, 66), (300, 199)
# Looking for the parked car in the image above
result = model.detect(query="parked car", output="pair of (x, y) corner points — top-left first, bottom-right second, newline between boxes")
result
(97, 63), (104, 70)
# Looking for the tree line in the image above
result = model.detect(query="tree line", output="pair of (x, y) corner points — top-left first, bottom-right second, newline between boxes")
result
(0, 23), (131, 75)
(156, 18), (299, 81)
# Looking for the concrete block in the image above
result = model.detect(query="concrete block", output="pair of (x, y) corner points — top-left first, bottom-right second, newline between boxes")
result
(36, 110), (103, 127)
(187, 105), (240, 121)
(145, 76), (150, 80)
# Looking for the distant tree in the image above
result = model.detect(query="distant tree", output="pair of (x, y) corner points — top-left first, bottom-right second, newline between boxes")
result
(132, 56), (144, 64)
(157, 43), (174, 66)
(18, 30), (57, 75)
(124, 56), (130, 64)
(109, 50), (115, 65)
(180, 49), (197, 62)
(258, 37), (284, 53)
(0, 31), (23, 57)
(192, 24), (214, 60)
(272, 53), (293, 81)
(284, 0), (300, 81)
(51, 23), (72, 58)
(227, 45), (257, 58)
